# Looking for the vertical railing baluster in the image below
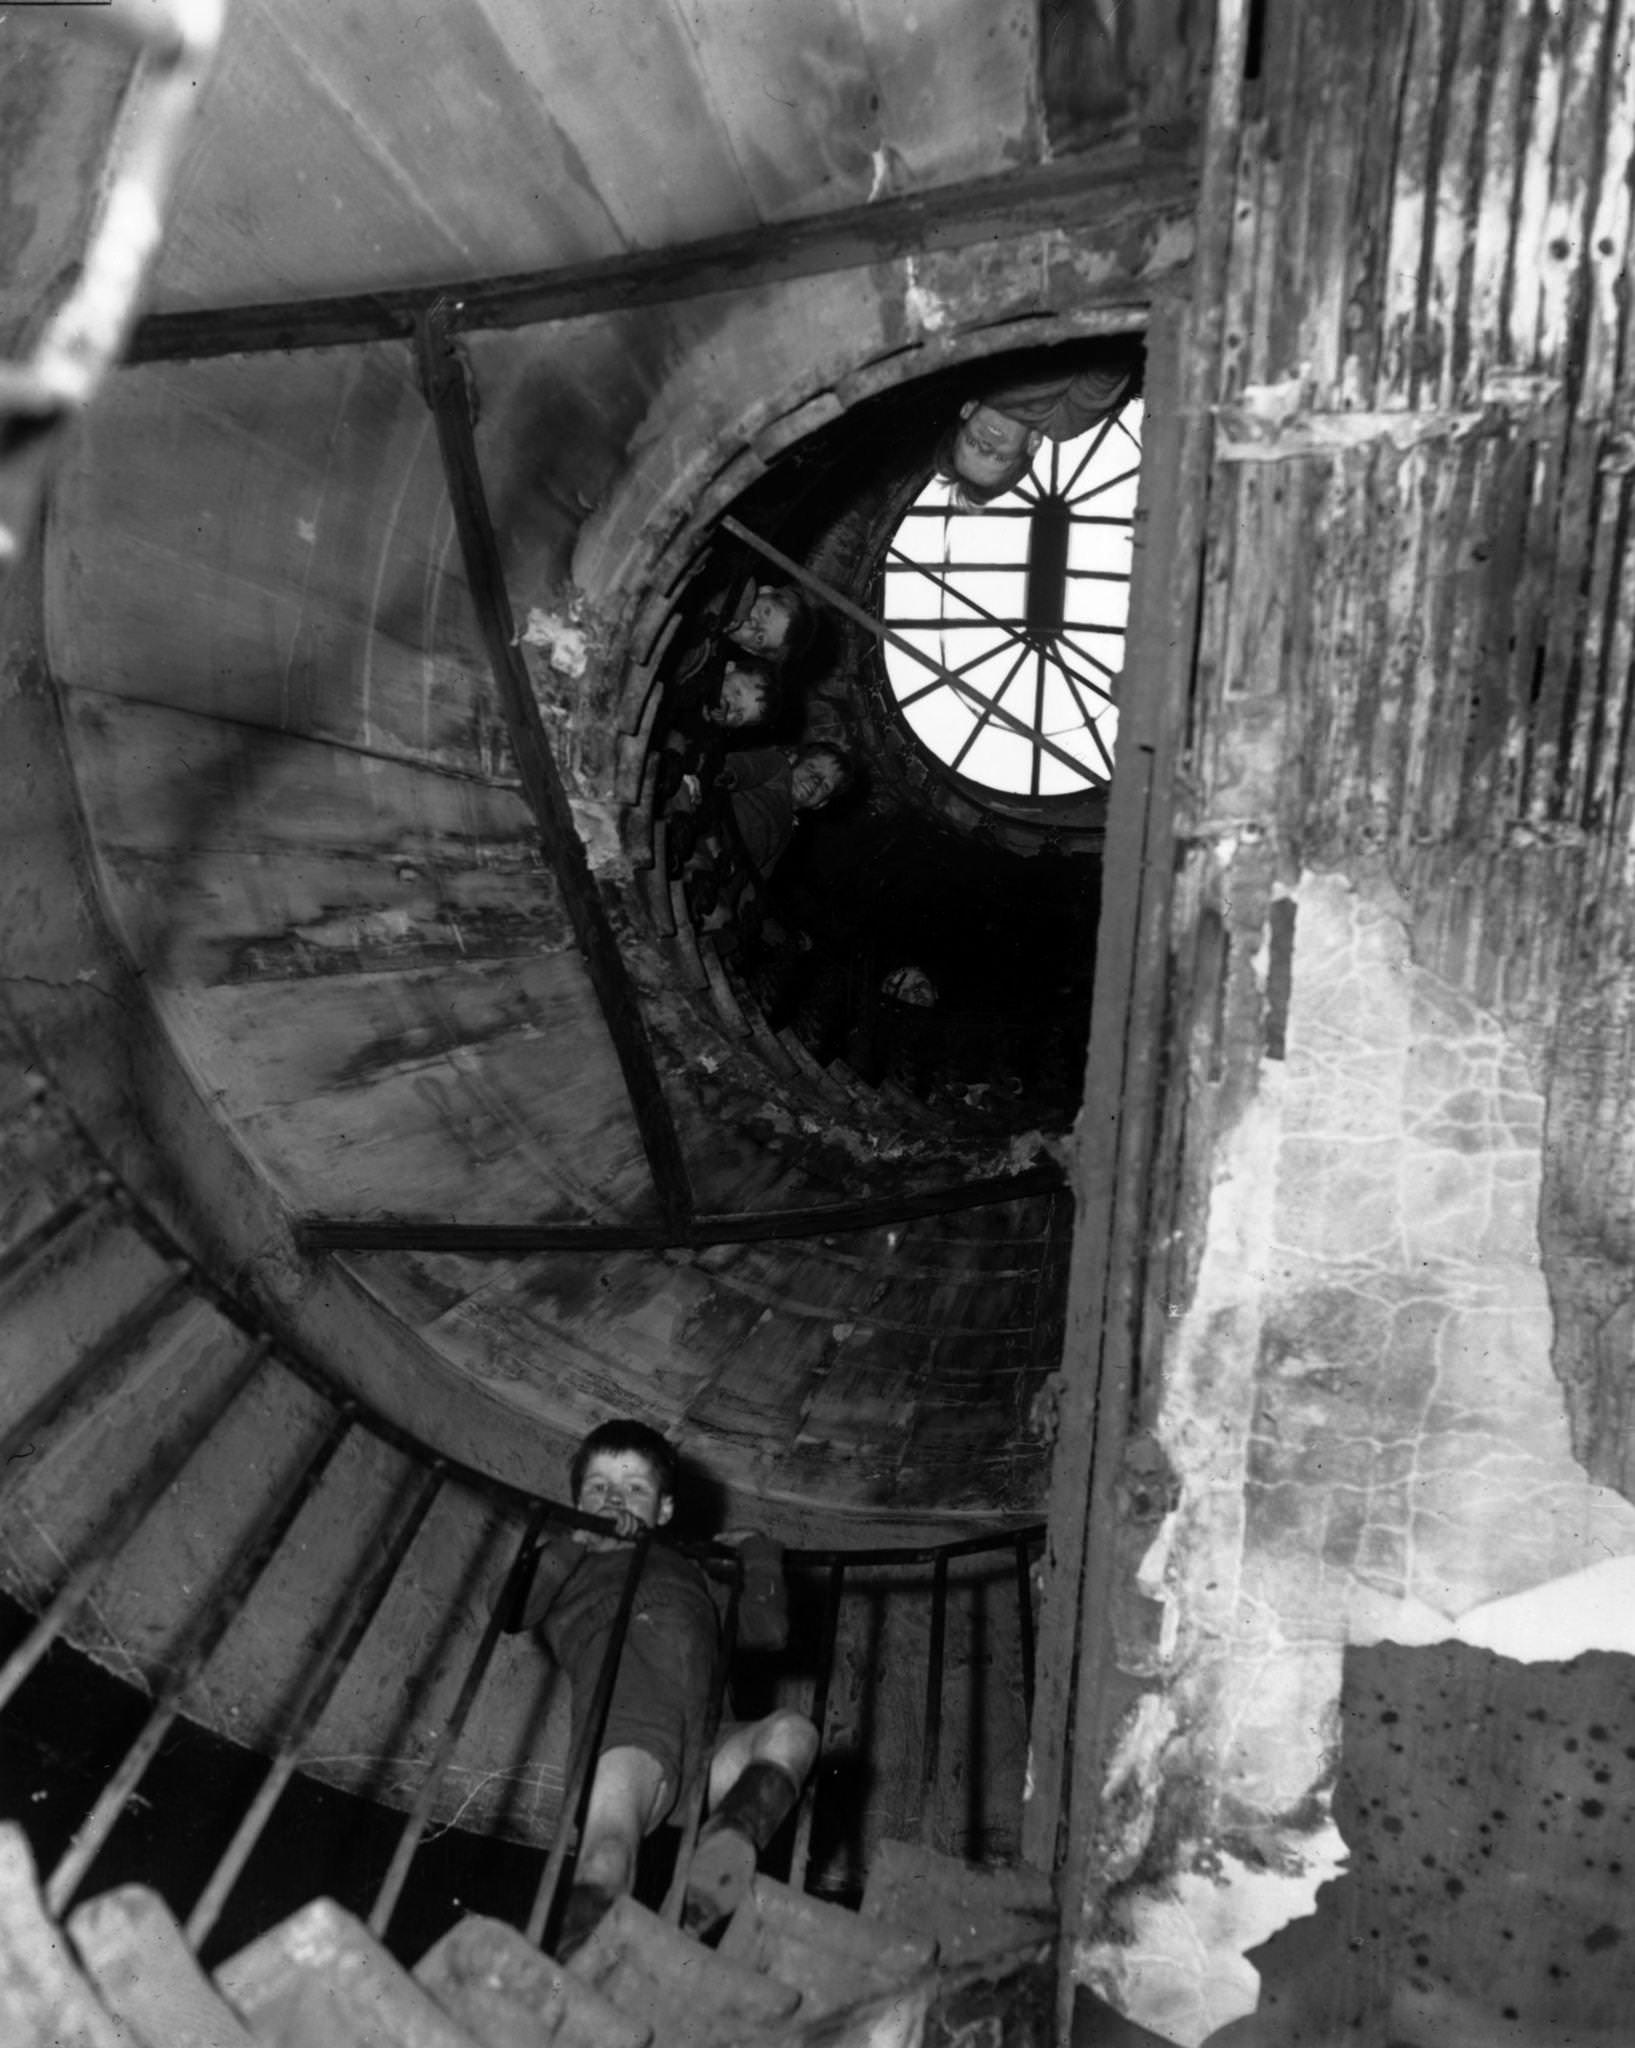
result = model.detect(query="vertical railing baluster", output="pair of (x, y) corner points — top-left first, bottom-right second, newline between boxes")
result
(0, 1175), (111, 1294)
(0, 1269), (192, 1479)
(46, 1402), (357, 1916)
(0, 1337), (269, 1714)
(1015, 1533), (1037, 1730)
(917, 1554), (950, 1846)
(524, 1525), (650, 1950)
(183, 1460), (445, 1950)
(367, 1499), (554, 1940)
(660, 1561), (742, 1924)
(786, 1558), (845, 1897)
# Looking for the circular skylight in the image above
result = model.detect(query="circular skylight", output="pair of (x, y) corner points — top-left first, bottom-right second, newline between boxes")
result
(881, 399), (1142, 798)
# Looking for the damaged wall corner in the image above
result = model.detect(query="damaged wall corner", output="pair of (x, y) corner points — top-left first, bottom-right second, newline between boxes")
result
(1074, 864), (1635, 2046)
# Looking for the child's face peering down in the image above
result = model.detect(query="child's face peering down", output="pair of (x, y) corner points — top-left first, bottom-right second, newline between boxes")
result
(576, 1449), (674, 1544)
(716, 668), (768, 728)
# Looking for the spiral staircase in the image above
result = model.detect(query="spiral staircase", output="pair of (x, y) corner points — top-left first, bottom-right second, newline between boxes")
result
(0, 1015), (1058, 2047)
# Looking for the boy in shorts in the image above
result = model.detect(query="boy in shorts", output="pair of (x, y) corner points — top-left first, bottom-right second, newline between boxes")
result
(506, 1420), (818, 1952)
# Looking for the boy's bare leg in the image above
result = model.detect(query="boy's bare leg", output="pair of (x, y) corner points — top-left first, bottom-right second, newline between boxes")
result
(707, 1708), (818, 1808)
(575, 1744), (670, 1894)
(555, 1745), (668, 1957)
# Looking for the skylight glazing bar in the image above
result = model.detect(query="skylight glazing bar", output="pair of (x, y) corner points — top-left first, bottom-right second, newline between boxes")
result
(950, 646), (1030, 772)
(1058, 414), (1123, 497)
(726, 517), (1091, 778)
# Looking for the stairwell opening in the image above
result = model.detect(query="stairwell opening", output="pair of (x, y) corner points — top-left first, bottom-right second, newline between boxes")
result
(646, 337), (1148, 1139)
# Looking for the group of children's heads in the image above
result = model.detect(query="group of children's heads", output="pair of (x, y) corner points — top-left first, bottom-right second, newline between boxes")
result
(707, 583), (854, 818)
(730, 584), (816, 665)
(707, 581), (816, 733)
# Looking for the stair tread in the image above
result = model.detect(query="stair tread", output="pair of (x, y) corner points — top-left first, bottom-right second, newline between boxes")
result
(565, 1895), (800, 2048)
(217, 1897), (484, 2048)
(416, 1913), (650, 2048)
(0, 1824), (128, 2048)
(69, 1883), (258, 2048)
(718, 1876), (933, 2018)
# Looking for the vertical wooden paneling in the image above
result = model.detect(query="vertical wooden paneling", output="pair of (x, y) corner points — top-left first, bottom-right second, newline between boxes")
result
(1579, 0), (1635, 410)
(1584, 476), (1635, 830)
(1425, 0), (1495, 408)
(1376, 0), (1438, 403)
(1341, 5), (1421, 408)
(1532, 0), (1622, 380)
(1464, 0), (1535, 387)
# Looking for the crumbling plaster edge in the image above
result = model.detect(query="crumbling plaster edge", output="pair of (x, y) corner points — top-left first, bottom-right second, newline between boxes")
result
(1075, 861), (1635, 2045)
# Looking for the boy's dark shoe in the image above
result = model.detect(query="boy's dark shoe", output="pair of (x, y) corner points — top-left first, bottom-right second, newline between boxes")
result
(553, 1880), (617, 1963)
(680, 1760), (801, 1935)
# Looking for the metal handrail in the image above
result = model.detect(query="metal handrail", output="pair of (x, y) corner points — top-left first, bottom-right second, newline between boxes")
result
(0, 1171), (1046, 1955)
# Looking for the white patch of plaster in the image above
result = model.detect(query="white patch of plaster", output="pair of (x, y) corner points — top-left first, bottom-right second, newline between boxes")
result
(568, 798), (623, 875)
(1444, 1553), (1635, 1663)
(1086, 1827), (1348, 2047)
(902, 259), (952, 334)
(867, 144), (904, 202)
(1097, 1692), (1179, 1881)
(520, 607), (588, 677)
(1084, 866), (1635, 2045)
(293, 907), (414, 950)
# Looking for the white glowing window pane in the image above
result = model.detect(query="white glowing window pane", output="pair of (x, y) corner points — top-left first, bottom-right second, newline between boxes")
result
(882, 394), (1140, 797)
(1038, 749), (1092, 795)
(959, 725), (1034, 790)
(1039, 671), (1082, 732)
(1067, 520), (1132, 580)
(905, 693), (975, 758)
(937, 521), (1016, 567)
(884, 575), (958, 625)
(1059, 627), (1125, 683)
(1077, 467), (1139, 521)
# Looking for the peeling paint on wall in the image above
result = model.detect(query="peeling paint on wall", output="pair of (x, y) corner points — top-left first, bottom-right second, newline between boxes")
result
(1086, 869), (1635, 2044)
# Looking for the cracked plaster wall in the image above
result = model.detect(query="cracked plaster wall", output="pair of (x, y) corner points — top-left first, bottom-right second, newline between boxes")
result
(1086, 867), (1635, 2046)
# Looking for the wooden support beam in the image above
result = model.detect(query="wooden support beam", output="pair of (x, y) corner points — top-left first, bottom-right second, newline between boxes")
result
(294, 1162), (1063, 1256)
(1026, 16), (1250, 2042)
(414, 313), (693, 1234)
(126, 144), (1196, 364)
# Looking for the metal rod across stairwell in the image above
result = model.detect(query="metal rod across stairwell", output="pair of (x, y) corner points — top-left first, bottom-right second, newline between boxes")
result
(721, 517), (1096, 781)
